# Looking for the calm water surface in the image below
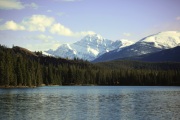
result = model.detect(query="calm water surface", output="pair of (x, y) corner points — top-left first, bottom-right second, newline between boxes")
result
(0, 86), (180, 120)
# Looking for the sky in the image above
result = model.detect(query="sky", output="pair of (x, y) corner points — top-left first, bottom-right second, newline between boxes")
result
(0, 0), (180, 51)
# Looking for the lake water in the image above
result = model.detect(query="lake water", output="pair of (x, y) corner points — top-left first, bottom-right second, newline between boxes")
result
(0, 86), (180, 120)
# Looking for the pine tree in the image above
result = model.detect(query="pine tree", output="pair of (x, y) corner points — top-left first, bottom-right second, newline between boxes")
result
(36, 62), (43, 86)
(16, 57), (23, 86)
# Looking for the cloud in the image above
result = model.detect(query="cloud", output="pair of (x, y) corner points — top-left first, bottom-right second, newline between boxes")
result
(176, 16), (180, 21)
(0, 0), (24, 10)
(50, 23), (95, 37)
(0, 15), (54, 32)
(0, 21), (25, 31)
(0, 14), (95, 37)
(50, 23), (73, 36)
(123, 33), (131, 37)
(0, 0), (38, 10)
(22, 15), (55, 32)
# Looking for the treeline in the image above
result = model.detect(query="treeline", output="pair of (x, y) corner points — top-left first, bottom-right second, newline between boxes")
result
(96, 60), (180, 70)
(0, 45), (180, 87)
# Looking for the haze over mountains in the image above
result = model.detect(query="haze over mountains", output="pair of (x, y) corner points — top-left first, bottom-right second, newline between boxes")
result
(46, 31), (180, 62)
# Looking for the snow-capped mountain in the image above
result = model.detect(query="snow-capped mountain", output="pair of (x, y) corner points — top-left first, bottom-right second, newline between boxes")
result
(93, 31), (180, 62)
(46, 34), (134, 61)
(139, 31), (180, 49)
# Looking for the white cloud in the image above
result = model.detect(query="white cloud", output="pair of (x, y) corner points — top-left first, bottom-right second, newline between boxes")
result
(22, 15), (55, 32)
(0, 0), (38, 10)
(50, 23), (73, 36)
(123, 33), (131, 37)
(0, 0), (24, 10)
(176, 16), (180, 21)
(0, 14), (95, 37)
(0, 15), (54, 32)
(50, 23), (95, 37)
(0, 20), (25, 31)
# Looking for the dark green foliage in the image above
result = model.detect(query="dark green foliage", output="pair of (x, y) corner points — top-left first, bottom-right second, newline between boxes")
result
(0, 45), (180, 87)
(95, 60), (180, 70)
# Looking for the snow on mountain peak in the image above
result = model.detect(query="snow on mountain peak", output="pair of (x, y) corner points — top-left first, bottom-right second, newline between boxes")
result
(46, 34), (133, 61)
(115, 39), (134, 52)
(46, 31), (180, 62)
(140, 31), (180, 49)
(81, 34), (105, 44)
(118, 39), (134, 47)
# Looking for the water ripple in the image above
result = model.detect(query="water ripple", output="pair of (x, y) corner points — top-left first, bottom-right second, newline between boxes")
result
(0, 86), (180, 120)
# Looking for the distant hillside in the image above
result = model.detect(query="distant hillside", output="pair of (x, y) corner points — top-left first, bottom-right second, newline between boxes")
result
(13, 46), (38, 57)
(95, 60), (180, 70)
(11, 46), (90, 67)
(116, 46), (180, 62)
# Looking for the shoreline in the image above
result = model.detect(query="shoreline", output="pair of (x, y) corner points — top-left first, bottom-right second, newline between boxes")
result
(0, 86), (37, 88)
(0, 85), (179, 88)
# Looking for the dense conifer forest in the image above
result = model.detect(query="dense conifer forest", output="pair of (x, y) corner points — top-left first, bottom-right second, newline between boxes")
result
(0, 45), (180, 87)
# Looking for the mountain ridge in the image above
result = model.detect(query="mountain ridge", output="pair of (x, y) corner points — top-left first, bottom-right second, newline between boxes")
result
(114, 46), (180, 62)
(93, 31), (180, 62)
(46, 34), (134, 61)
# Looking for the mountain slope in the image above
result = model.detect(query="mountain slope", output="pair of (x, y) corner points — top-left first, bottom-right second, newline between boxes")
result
(118, 46), (180, 62)
(93, 31), (180, 62)
(46, 34), (133, 61)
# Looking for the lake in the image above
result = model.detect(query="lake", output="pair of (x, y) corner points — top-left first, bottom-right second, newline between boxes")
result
(0, 86), (180, 120)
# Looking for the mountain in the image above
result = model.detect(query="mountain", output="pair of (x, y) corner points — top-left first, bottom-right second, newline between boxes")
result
(117, 46), (180, 62)
(46, 34), (134, 61)
(93, 31), (180, 62)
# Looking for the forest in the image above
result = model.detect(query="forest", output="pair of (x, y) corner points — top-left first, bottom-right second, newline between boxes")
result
(0, 45), (180, 87)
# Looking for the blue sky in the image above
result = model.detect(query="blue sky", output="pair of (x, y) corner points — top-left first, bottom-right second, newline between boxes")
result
(0, 0), (180, 51)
